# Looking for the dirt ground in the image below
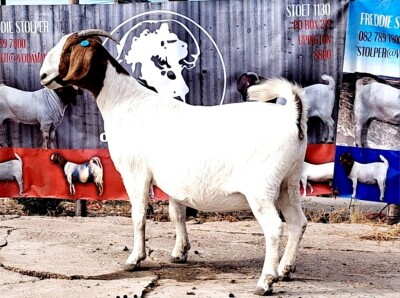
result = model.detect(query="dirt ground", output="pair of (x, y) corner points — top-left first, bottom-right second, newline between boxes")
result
(1, 197), (399, 298)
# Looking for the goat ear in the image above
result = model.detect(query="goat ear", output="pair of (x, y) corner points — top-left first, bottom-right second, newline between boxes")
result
(63, 44), (94, 82)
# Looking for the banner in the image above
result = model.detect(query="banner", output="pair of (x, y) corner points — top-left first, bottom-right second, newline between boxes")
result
(335, 0), (400, 204)
(0, 0), (398, 204)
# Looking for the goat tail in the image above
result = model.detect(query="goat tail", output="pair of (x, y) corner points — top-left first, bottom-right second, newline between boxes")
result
(321, 74), (335, 89)
(90, 157), (103, 170)
(14, 153), (22, 163)
(379, 155), (389, 167)
(247, 78), (307, 140)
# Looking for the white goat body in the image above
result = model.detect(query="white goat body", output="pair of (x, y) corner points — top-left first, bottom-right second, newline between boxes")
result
(300, 161), (334, 196)
(0, 84), (78, 148)
(0, 153), (23, 196)
(354, 77), (400, 148)
(40, 30), (308, 296)
(303, 74), (336, 143)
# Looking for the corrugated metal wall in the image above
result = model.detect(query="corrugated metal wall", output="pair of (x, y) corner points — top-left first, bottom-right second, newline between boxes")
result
(0, 0), (348, 149)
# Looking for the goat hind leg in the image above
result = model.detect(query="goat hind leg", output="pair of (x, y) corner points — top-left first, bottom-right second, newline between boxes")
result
(247, 193), (282, 295)
(326, 117), (335, 143)
(276, 186), (307, 280)
(169, 198), (191, 263)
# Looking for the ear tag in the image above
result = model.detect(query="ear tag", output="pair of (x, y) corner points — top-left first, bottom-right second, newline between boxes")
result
(80, 40), (90, 47)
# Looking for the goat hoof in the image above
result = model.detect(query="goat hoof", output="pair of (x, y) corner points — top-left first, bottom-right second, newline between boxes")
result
(254, 287), (273, 296)
(279, 265), (296, 281)
(169, 256), (188, 263)
(123, 262), (141, 271)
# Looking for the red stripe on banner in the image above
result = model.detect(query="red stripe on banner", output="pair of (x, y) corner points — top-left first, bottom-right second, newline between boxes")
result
(0, 148), (169, 201)
(302, 144), (336, 196)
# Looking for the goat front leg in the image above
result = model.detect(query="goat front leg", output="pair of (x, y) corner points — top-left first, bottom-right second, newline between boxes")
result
(123, 175), (150, 271)
(40, 125), (51, 149)
(67, 176), (75, 195)
(48, 126), (56, 149)
(169, 198), (190, 263)
(351, 179), (358, 199)
(0, 123), (8, 147)
(277, 184), (307, 280)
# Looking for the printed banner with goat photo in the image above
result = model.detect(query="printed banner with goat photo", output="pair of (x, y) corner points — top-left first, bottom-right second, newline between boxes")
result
(1, 0), (397, 203)
(334, 0), (400, 204)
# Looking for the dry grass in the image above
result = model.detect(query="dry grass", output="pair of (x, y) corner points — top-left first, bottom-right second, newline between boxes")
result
(304, 202), (386, 224)
(0, 198), (396, 228)
(359, 224), (400, 241)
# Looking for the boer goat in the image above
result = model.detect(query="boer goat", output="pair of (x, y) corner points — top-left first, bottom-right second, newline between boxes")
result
(0, 84), (81, 149)
(354, 77), (400, 148)
(50, 153), (104, 196)
(40, 29), (308, 295)
(0, 153), (23, 196)
(303, 74), (336, 143)
(340, 153), (389, 201)
(238, 73), (336, 143)
(299, 161), (334, 196)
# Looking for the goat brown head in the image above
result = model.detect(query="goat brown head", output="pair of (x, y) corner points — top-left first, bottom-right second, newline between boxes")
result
(41, 29), (128, 98)
(339, 153), (354, 176)
(50, 153), (66, 167)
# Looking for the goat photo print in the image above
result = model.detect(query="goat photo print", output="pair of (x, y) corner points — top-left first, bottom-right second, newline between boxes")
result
(334, 0), (400, 204)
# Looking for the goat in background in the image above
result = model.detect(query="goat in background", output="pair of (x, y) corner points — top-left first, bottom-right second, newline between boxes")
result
(0, 84), (81, 148)
(340, 153), (389, 202)
(50, 153), (104, 196)
(303, 74), (336, 143)
(354, 77), (400, 148)
(300, 161), (334, 197)
(0, 153), (23, 196)
(238, 73), (336, 143)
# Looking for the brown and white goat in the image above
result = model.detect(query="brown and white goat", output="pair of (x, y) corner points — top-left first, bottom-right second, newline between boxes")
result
(40, 29), (308, 296)
(340, 153), (389, 201)
(50, 153), (103, 196)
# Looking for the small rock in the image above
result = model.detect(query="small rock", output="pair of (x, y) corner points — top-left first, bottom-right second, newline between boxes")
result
(186, 292), (195, 295)
(0, 238), (7, 248)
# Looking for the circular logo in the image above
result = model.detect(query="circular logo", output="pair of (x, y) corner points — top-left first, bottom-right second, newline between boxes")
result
(104, 10), (227, 105)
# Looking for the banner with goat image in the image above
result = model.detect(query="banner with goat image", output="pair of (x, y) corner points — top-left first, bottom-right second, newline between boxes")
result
(334, 0), (400, 204)
(1, 0), (347, 200)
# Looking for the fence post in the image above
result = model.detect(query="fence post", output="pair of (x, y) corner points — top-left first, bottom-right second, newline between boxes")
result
(386, 204), (400, 225)
(75, 200), (87, 217)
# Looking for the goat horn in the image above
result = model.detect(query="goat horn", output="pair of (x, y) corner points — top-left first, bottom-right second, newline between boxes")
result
(77, 29), (118, 43)
(246, 72), (260, 84)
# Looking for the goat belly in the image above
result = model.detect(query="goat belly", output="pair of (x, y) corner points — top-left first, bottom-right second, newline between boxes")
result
(68, 164), (90, 183)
